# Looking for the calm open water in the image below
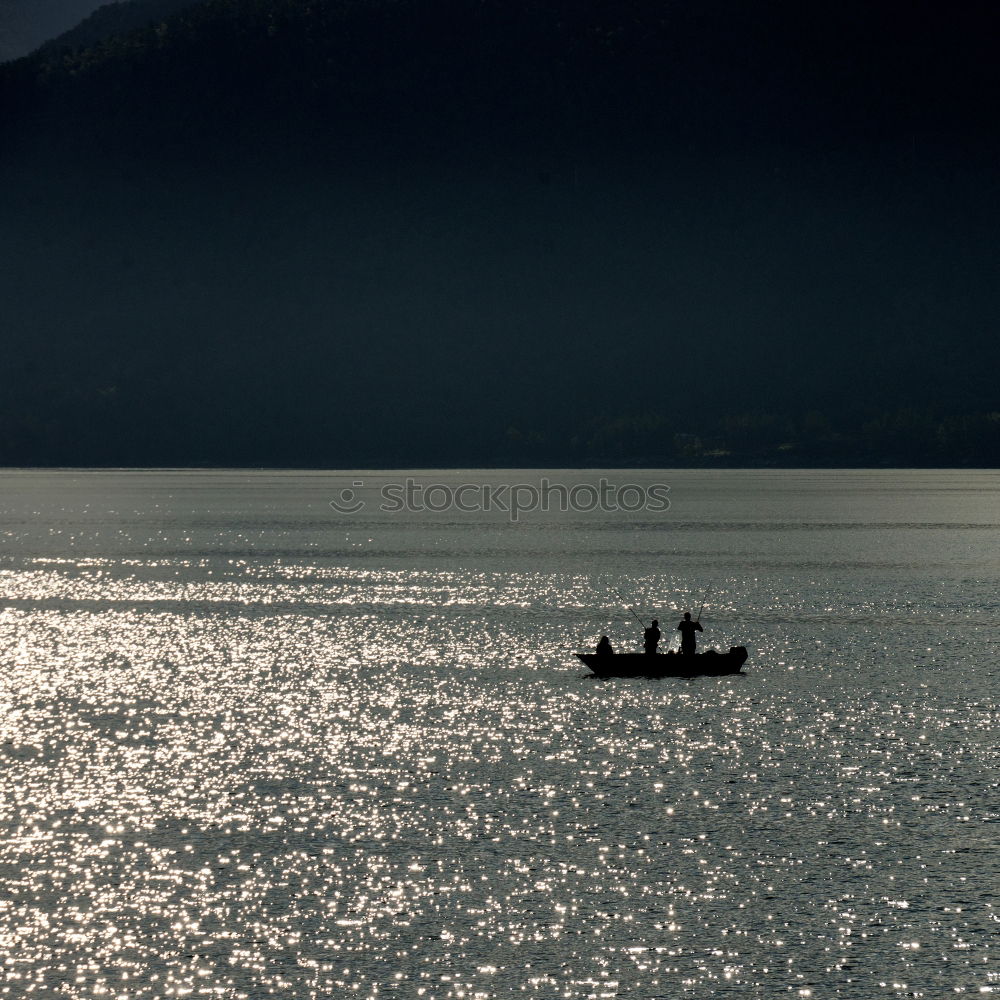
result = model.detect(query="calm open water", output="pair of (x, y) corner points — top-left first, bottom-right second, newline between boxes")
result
(0, 469), (997, 998)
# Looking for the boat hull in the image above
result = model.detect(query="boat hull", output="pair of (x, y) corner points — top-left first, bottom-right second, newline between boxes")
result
(576, 647), (748, 678)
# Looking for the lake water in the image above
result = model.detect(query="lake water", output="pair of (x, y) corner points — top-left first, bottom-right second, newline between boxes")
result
(0, 469), (997, 998)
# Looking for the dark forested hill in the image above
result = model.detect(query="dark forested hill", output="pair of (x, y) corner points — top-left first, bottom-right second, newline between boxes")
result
(11, 0), (1000, 149)
(2, 0), (999, 467)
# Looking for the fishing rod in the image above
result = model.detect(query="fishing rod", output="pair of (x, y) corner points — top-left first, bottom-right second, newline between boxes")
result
(696, 583), (712, 623)
(613, 588), (647, 628)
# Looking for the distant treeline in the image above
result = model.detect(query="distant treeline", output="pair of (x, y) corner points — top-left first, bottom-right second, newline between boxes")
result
(1, 400), (997, 467)
(519, 408), (1000, 468)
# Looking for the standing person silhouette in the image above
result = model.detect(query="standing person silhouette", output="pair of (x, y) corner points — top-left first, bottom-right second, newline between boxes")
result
(677, 612), (703, 655)
(643, 619), (661, 655)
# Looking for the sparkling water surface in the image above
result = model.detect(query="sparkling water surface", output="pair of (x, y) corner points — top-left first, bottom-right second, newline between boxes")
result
(1, 469), (997, 998)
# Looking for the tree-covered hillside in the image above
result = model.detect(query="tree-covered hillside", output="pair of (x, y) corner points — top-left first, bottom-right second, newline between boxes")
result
(10, 0), (1000, 149)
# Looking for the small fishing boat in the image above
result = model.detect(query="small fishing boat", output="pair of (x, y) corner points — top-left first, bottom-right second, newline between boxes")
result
(576, 646), (748, 678)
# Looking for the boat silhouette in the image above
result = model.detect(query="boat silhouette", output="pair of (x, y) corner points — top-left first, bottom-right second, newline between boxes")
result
(576, 647), (748, 678)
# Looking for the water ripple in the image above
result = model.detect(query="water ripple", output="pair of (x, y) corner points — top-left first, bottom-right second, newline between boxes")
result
(0, 471), (997, 998)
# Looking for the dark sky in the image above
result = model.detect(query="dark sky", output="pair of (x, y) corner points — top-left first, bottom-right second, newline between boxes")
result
(0, 0), (106, 61)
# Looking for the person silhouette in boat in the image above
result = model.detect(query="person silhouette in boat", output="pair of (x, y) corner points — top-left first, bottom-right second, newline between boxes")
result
(677, 612), (703, 655)
(595, 635), (613, 656)
(643, 619), (661, 655)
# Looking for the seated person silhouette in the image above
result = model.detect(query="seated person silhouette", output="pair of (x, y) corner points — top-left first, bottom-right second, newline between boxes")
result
(595, 635), (614, 656)
(643, 619), (661, 655)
